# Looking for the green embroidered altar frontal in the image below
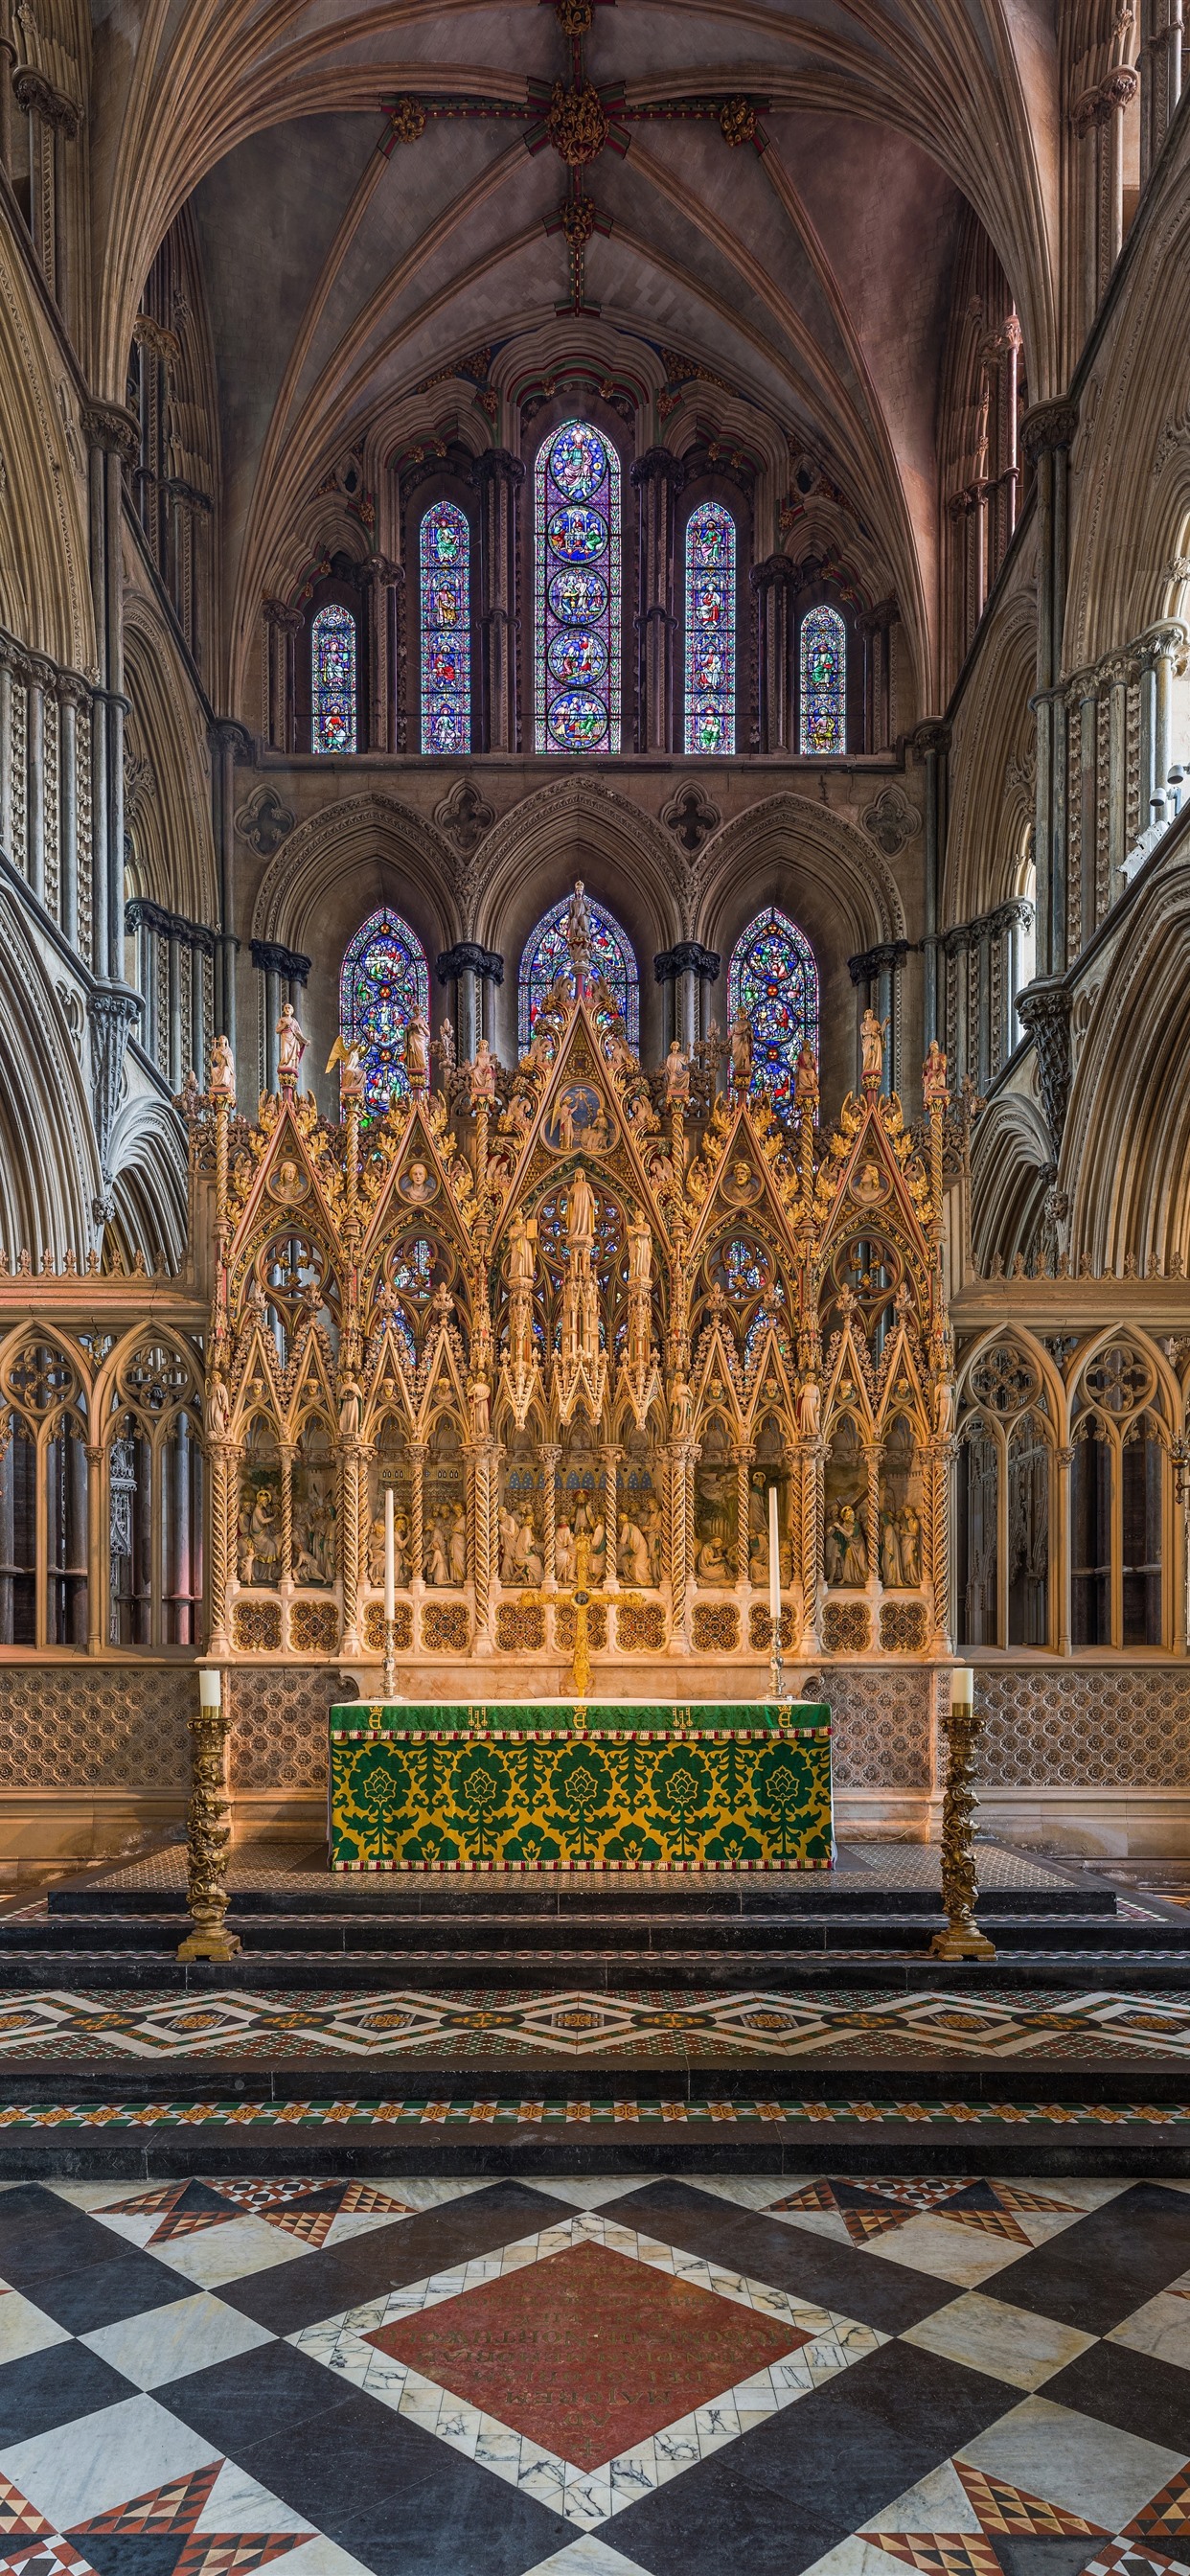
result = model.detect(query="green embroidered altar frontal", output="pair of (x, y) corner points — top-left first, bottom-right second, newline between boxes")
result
(328, 1703), (834, 1873)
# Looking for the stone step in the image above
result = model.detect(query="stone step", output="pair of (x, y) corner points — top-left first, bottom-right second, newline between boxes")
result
(3, 1904), (1183, 1956)
(1, 1943), (1188, 1991)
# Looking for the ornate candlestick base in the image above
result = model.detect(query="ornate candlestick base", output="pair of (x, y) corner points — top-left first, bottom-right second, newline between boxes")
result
(930, 1686), (996, 1961)
(382, 1618), (400, 1706)
(177, 1673), (241, 1963)
(769, 1631), (789, 1706)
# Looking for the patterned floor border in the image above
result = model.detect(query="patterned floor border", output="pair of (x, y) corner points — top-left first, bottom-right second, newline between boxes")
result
(2, 2094), (1189, 2129)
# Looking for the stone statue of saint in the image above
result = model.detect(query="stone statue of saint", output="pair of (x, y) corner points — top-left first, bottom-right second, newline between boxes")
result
(860, 1007), (887, 1088)
(564, 878), (593, 984)
(508, 1211), (538, 1288)
(469, 1037), (496, 1107)
(276, 1001), (307, 1083)
(208, 1034), (236, 1106)
(793, 1038), (818, 1113)
(729, 1006), (752, 1088)
(627, 1209), (652, 1289)
(404, 1003), (430, 1089)
(922, 1038), (949, 1109)
(564, 1166), (595, 1258)
(664, 1038), (691, 1107)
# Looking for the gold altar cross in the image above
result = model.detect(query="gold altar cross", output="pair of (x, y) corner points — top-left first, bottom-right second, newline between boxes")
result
(520, 1531), (640, 1700)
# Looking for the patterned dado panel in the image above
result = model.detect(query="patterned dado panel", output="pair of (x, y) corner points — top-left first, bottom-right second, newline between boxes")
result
(228, 1668), (334, 1790)
(799, 1667), (936, 1791)
(975, 1668), (1190, 1786)
(0, 1669), (192, 1789)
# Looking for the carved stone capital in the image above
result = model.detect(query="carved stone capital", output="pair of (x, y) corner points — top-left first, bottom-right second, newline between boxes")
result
(12, 69), (80, 133)
(848, 938), (911, 985)
(88, 986), (143, 1181)
(262, 598), (305, 635)
(250, 937), (311, 986)
(436, 942), (505, 985)
(1016, 976), (1072, 1152)
(910, 720), (951, 759)
(629, 446), (685, 493)
(83, 402), (140, 467)
(654, 941), (721, 984)
(473, 447), (526, 492)
(749, 551), (798, 597)
(1020, 400), (1080, 465)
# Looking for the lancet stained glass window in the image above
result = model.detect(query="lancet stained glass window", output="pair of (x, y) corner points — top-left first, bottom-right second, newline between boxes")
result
(728, 907), (818, 1110)
(799, 603), (846, 755)
(535, 420), (621, 754)
(519, 894), (638, 1050)
(420, 501), (470, 754)
(311, 603), (356, 755)
(340, 907), (429, 1116)
(684, 502), (735, 754)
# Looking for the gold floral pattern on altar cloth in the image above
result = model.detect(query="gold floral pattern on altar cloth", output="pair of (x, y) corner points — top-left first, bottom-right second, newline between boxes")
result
(423, 1600), (469, 1653)
(880, 1599), (930, 1652)
(822, 1599), (871, 1655)
(617, 1602), (666, 1651)
(363, 1600), (414, 1654)
(233, 1599), (282, 1652)
(289, 1599), (340, 1655)
(496, 1603), (547, 1652)
(330, 1719), (834, 1871)
(693, 1603), (741, 1652)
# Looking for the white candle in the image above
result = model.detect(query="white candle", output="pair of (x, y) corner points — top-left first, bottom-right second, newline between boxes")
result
(950, 1665), (973, 1707)
(768, 1484), (781, 1636)
(384, 1485), (395, 1625)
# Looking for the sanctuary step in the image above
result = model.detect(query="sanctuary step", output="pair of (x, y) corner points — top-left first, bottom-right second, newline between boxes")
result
(0, 1840), (1187, 1991)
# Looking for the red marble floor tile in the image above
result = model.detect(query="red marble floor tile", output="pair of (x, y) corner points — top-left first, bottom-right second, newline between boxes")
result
(365, 2237), (812, 2471)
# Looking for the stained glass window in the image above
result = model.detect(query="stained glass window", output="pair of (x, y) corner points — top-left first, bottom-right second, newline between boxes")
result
(684, 502), (735, 754)
(799, 603), (846, 755)
(339, 907), (429, 1116)
(518, 894), (638, 1049)
(420, 501), (470, 754)
(311, 603), (356, 755)
(535, 420), (621, 754)
(728, 907), (818, 1110)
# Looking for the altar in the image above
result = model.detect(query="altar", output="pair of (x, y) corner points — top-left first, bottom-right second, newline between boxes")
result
(329, 1700), (834, 1872)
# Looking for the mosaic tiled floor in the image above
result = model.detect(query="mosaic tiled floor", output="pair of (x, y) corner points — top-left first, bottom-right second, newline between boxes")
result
(0, 2098), (1188, 2134)
(0, 2170), (1188, 2571)
(67, 1842), (1081, 1898)
(0, 1988), (1189, 2065)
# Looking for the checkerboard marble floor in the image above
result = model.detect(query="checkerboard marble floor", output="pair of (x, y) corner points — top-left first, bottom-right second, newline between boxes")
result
(0, 2172), (1188, 2576)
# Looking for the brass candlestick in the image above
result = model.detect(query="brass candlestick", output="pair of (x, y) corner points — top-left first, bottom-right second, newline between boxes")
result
(177, 1668), (241, 1963)
(930, 1672), (996, 1961)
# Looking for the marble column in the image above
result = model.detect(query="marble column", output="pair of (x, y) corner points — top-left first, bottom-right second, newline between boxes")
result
(360, 557), (402, 752)
(750, 555), (797, 752)
(1021, 402), (1078, 982)
(912, 722), (950, 1048)
(213, 721), (250, 1050)
(262, 601), (303, 752)
(436, 942), (503, 1065)
(57, 672), (86, 954)
(1141, 0), (1183, 178)
(653, 941), (720, 1052)
(475, 449), (524, 751)
(630, 448), (683, 753)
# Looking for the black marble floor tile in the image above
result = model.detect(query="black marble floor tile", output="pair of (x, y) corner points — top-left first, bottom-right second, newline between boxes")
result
(995, 2183), (1190, 2334)
(606, 2334), (1014, 2574)
(0, 2337), (136, 2445)
(217, 2179), (564, 2334)
(28, 2245), (196, 2335)
(612, 2177), (957, 2334)
(153, 2336), (347, 2454)
(234, 2384), (574, 2574)
(1042, 2336), (1190, 2452)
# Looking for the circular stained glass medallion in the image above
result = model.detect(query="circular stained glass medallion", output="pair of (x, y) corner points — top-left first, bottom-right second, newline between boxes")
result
(547, 689), (608, 749)
(549, 424), (607, 500)
(547, 505), (607, 564)
(547, 628), (608, 685)
(549, 567), (608, 624)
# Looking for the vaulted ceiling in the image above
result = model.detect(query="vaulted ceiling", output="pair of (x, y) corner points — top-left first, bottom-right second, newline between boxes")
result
(94, 0), (1065, 705)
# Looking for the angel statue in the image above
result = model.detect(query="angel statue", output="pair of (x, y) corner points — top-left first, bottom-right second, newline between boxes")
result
(326, 1033), (367, 1105)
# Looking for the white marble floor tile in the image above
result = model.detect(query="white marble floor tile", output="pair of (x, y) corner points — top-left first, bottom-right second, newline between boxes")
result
(127, 2215), (317, 2288)
(901, 2292), (1099, 2390)
(797, 2540), (914, 2576)
(523, 2540), (655, 2576)
(81, 2290), (277, 2388)
(527, 2178), (656, 2208)
(863, 2216), (1034, 2287)
(0, 2393), (219, 2530)
(862, 2459), (988, 2534)
(1107, 2286), (1190, 2371)
(272, 2542), (377, 2576)
(960, 2394), (1185, 2533)
(0, 2288), (71, 2365)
